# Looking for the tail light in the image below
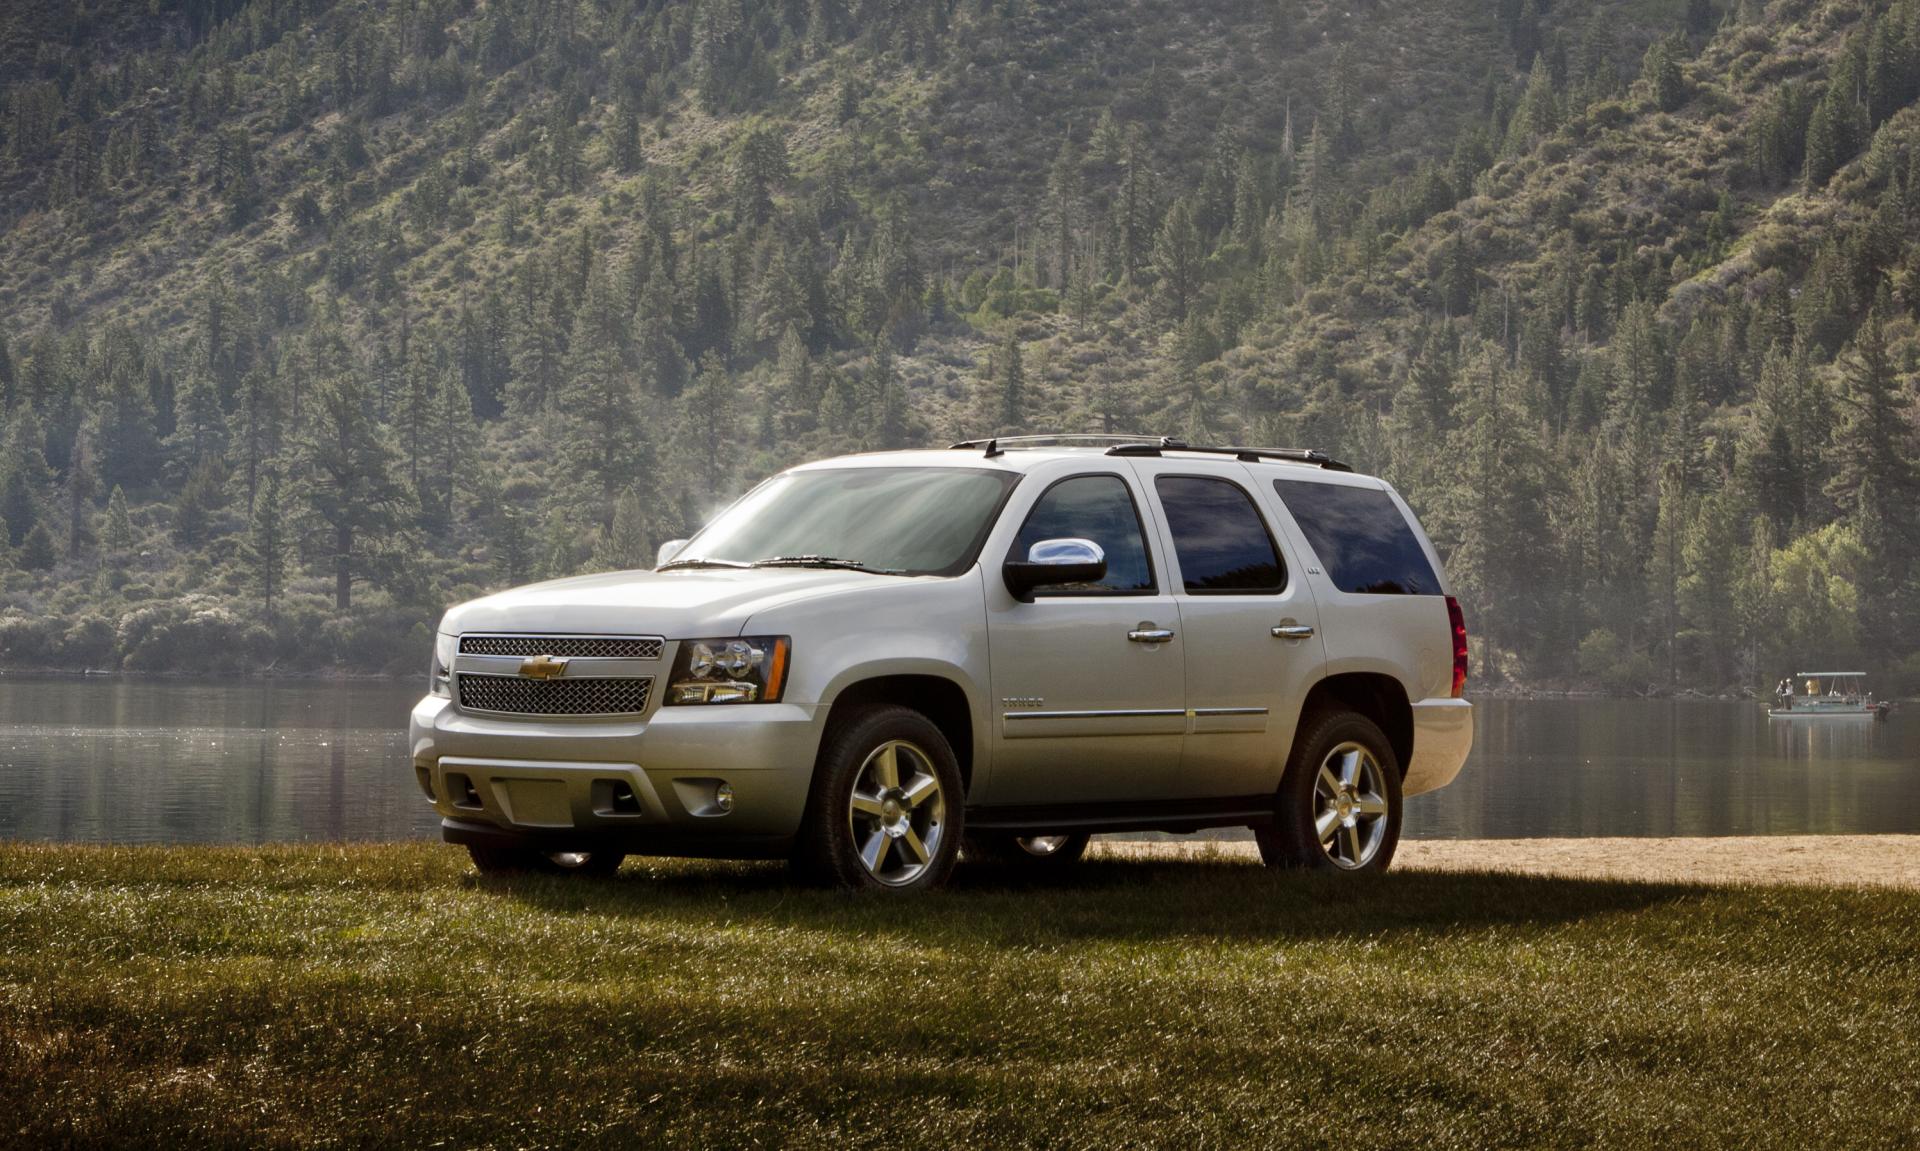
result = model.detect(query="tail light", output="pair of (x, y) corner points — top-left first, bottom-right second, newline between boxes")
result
(1445, 596), (1469, 698)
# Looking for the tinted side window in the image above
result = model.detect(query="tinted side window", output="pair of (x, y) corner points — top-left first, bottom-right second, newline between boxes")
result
(1012, 475), (1155, 593)
(1272, 479), (1441, 595)
(1154, 476), (1285, 594)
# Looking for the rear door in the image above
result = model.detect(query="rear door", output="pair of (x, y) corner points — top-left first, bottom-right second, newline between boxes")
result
(982, 469), (1187, 805)
(1259, 475), (1456, 705)
(1130, 461), (1325, 799)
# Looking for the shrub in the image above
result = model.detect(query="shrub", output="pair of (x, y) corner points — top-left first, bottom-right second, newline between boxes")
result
(118, 599), (271, 673)
(0, 612), (64, 663)
(1578, 629), (1655, 695)
(62, 615), (119, 667)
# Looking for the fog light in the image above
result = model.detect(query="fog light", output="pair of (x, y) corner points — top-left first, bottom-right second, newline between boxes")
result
(714, 783), (735, 814)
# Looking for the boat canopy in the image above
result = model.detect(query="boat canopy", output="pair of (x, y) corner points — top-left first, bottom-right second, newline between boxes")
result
(1794, 671), (1867, 677)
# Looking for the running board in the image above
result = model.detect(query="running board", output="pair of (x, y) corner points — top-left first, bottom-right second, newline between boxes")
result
(965, 795), (1276, 836)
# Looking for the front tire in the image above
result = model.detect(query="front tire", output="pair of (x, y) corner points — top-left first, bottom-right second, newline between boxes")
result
(1256, 709), (1403, 873)
(467, 846), (627, 877)
(793, 705), (964, 892)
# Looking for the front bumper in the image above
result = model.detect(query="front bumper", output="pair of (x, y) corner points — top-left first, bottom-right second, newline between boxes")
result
(1403, 696), (1473, 797)
(409, 695), (825, 855)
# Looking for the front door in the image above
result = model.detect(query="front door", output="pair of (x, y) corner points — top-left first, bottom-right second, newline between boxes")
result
(1131, 462), (1325, 799)
(983, 471), (1187, 805)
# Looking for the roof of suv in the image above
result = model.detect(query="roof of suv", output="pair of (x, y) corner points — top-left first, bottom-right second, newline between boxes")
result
(790, 437), (1390, 490)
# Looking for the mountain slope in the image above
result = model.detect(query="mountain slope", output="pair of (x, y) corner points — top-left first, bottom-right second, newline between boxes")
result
(0, 0), (1916, 691)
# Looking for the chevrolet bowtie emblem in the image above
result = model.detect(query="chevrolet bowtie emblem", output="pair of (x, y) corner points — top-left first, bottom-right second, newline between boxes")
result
(518, 654), (571, 679)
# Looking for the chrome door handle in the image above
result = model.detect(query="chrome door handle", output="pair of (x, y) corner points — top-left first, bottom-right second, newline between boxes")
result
(1271, 624), (1316, 640)
(1128, 627), (1176, 644)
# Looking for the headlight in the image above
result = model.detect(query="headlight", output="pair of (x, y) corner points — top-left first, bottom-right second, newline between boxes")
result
(666, 636), (789, 705)
(429, 633), (456, 697)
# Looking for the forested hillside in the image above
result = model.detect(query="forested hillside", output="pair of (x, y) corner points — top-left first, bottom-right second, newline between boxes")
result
(1, 0), (1917, 691)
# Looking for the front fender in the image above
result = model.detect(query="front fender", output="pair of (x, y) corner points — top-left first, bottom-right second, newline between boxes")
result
(745, 570), (993, 791)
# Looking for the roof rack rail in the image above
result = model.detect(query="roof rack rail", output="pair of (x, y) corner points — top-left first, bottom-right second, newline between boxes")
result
(1104, 437), (1352, 472)
(946, 433), (1352, 471)
(949, 433), (1164, 458)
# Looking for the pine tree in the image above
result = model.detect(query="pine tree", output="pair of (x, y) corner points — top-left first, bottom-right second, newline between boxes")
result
(64, 421), (98, 556)
(1826, 312), (1915, 527)
(233, 366), (283, 511)
(559, 270), (646, 529)
(682, 353), (737, 483)
(1640, 34), (1686, 112)
(729, 122), (790, 227)
(612, 100), (644, 173)
(1045, 136), (1083, 287)
(168, 369), (229, 479)
(19, 522), (55, 571)
(539, 515), (576, 580)
(996, 333), (1025, 430)
(1504, 54), (1560, 155)
(243, 467), (289, 623)
(594, 488), (651, 571)
(1111, 129), (1157, 282)
(1150, 196), (1203, 323)
(173, 455), (225, 547)
(491, 504), (533, 586)
(301, 371), (406, 611)
(103, 486), (135, 554)
(1440, 344), (1549, 679)
(1804, 90), (1840, 189)
(1680, 488), (1746, 685)
(1606, 298), (1664, 437)
(1647, 466), (1692, 686)
(0, 405), (53, 547)
(635, 266), (689, 396)
(866, 336), (904, 449)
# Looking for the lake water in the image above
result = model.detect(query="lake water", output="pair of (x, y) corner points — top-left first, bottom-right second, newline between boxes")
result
(0, 679), (1915, 844)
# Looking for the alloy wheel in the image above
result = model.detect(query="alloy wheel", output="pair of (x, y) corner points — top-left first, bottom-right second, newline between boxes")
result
(847, 740), (947, 887)
(1312, 742), (1390, 869)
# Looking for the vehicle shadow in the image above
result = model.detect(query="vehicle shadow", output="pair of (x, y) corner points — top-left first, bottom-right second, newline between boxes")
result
(478, 852), (1714, 945)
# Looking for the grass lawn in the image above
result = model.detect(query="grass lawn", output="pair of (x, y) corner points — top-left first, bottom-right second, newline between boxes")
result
(2, 842), (1917, 1149)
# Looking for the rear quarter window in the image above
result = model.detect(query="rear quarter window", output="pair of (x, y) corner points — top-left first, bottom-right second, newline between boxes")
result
(1271, 479), (1441, 596)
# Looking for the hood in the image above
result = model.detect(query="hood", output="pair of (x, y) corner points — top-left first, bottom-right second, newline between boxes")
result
(439, 567), (907, 638)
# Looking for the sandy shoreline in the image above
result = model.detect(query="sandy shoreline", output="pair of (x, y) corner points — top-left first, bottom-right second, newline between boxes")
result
(1094, 835), (1920, 889)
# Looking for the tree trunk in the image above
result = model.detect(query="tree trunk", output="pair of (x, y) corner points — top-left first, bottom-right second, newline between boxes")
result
(335, 523), (353, 611)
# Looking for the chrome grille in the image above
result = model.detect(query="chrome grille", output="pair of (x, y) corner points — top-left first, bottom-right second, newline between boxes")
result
(459, 634), (664, 660)
(457, 674), (655, 716)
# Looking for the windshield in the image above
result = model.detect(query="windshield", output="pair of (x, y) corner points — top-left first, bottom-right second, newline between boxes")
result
(673, 467), (1020, 576)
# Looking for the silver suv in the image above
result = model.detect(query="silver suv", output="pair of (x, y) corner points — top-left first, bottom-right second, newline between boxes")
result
(409, 436), (1472, 890)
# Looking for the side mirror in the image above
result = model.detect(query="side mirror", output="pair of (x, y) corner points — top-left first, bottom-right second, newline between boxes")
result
(655, 539), (691, 569)
(1003, 538), (1107, 602)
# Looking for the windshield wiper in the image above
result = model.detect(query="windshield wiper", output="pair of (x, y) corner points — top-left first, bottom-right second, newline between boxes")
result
(658, 556), (752, 571)
(750, 555), (906, 575)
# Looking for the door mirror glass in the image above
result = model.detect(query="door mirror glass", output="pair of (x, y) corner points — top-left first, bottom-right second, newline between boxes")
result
(655, 539), (691, 568)
(1004, 537), (1107, 601)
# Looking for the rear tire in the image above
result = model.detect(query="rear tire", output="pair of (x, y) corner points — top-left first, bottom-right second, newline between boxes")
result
(1256, 709), (1402, 873)
(792, 704), (964, 892)
(467, 846), (627, 877)
(964, 832), (1092, 867)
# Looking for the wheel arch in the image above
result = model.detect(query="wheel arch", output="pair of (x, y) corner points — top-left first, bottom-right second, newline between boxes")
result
(819, 672), (979, 795)
(1296, 672), (1413, 776)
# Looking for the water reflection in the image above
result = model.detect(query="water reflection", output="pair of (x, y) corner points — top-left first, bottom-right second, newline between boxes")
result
(1407, 698), (1919, 838)
(0, 677), (429, 844)
(0, 681), (1914, 843)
